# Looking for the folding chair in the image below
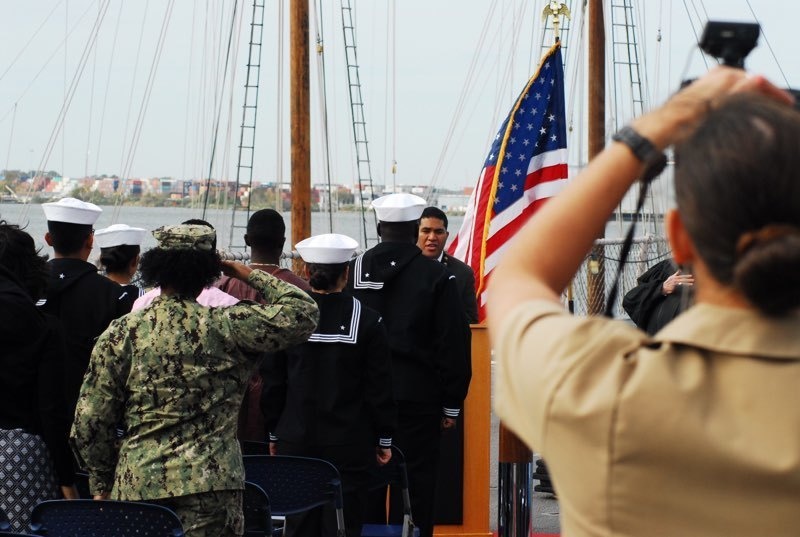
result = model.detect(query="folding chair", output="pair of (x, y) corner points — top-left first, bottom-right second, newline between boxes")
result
(243, 455), (346, 537)
(30, 499), (184, 537)
(361, 446), (419, 537)
(243, 480), (273, 537)
(0, 532), (40, 537)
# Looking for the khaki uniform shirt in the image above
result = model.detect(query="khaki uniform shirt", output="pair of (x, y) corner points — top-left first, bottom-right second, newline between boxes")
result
(494, 300), (800, 537)
(71, 270), (319, 501)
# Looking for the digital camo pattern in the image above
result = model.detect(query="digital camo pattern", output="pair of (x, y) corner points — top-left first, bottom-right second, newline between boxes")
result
(70, 270), (319, 501)
(152, 224), (216, 251)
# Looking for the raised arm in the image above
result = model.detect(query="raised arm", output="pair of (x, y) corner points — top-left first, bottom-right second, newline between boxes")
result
(486, 68), (793, 335)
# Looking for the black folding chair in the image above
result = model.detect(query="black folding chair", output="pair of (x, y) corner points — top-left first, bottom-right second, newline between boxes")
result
(243, 455), (346, 537)
(243, 480), (274, 537)
(361, 446), (419, 537)
(30, 499), (184, 537)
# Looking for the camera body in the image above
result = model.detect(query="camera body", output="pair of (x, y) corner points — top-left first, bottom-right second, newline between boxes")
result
(682, 20), (800, 109)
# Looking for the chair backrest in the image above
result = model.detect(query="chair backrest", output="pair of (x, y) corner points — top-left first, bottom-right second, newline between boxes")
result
(242, 455), (344, 516)
(365, 446), (412, 516)
(243, 481), (273, 537)
(30, 499), (185, 537)
(361, 446), (419, 537)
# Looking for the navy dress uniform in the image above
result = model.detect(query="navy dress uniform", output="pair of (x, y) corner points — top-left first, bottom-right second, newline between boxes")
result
(94, 223), (148, 309)
(262, 233), (396, 537)
(39, 198), (132, 419)
(346, 194), (471, 537)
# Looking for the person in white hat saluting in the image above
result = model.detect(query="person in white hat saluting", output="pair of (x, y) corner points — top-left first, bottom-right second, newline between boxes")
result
(262, 233), (396, 537)
(344, 193), (471, 537)
(39, 198), (133, 422)
(94, 223), (148, 308)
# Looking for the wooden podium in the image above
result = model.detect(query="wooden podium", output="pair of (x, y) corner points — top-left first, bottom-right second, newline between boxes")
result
(435, 324), (492, 537)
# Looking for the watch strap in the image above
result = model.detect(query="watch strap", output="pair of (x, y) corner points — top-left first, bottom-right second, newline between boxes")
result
(612, 125), (668, 184)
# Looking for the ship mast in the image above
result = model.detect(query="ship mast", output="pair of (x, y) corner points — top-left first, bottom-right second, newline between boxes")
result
(290, 0), (311, 269)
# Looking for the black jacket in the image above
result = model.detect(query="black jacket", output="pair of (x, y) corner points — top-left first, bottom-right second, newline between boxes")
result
(0, 267), (75, 485)
(346, 241), (471, 414)
(39, 258), (131, 416)
(622, 259), (693, 335)
(261, 292), (396, 446)
(441, 252), (479, 324)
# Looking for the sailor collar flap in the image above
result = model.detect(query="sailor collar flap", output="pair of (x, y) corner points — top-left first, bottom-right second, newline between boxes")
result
(308, 293), (361, 345)
(653, 303), (800, 361)
(352, 242), (421, 290)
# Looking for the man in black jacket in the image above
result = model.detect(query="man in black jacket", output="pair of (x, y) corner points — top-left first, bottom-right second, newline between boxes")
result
(347, 193), (471, 537)
(417, 206), (478, 324)
(39, 198), (132, 419)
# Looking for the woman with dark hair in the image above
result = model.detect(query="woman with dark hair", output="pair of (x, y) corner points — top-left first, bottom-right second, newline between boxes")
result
(489, 69), (800, 536)
(0, 221), (77, 531)
(262, 233), (396, 537)
(94, 224), (147, 306)
(71, 224), (319, 537)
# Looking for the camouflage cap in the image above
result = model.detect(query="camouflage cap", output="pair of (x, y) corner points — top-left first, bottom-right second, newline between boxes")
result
(152, 224), (216, 251)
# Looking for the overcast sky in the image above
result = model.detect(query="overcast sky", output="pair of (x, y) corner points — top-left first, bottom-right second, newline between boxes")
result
(0, 0), (796, 191)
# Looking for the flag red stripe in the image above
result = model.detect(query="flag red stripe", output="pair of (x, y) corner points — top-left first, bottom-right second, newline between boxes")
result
(485, 197), (550, 255)
(465, 164), (496, 272)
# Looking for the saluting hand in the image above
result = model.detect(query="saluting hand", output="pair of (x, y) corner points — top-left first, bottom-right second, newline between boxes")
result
(221, 260), (253, 281)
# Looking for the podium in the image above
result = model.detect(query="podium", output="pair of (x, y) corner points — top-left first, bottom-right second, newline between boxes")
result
(434, 324), (492, 537)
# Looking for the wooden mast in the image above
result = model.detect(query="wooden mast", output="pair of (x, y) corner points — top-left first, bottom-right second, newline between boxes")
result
(587, 0), (606, 314)
(290, 0), (311, 269)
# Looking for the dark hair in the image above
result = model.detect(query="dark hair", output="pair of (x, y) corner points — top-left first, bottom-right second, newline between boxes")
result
(246, 209), (286, 251)
(307, 262), (348, 291)
(139, 248), (222, 298)
(377, 220), (419, 242)
(47, 221), (93, 255)
(674, 94), (800, 316)
(181, 219), (217, 250)
(0, 221), (50, 299)
(420, 206), (448, 229)
(99, 244), (140, 274)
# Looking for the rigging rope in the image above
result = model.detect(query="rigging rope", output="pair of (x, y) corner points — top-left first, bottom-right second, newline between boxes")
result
(21, 0), (110, 223)
(0, 0), (64, 86)
(744, 0), (791, 87)
(201, 0), (239, 219)
(113, 0), (177, 223)
(312, 0), (335, 232)
(0, 0), (97, 127)
(92, 0), (123, 176)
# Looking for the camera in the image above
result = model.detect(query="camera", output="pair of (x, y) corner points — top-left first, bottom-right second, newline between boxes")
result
(682, 20), (800, 109)
(699, 21), (760, 68)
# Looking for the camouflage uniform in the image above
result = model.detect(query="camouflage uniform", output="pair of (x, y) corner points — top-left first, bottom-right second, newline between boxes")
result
(70, 268), (318, 533)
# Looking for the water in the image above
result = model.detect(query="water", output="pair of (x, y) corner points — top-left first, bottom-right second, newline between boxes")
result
(0, 202), (465, 258)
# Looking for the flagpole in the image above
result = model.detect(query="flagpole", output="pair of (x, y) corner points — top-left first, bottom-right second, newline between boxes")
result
(495, 5), (572, 536)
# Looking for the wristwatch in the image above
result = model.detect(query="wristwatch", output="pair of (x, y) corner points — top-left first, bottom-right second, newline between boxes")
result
(611, 126), (660, 162)
(611, 126), (668, 183)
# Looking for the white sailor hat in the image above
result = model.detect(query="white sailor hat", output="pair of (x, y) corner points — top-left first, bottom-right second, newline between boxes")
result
(42, 197), (102, 225)
(370, 193), (426, 222)
(296, 233), (359, 264)
(94, 224), (147, 249)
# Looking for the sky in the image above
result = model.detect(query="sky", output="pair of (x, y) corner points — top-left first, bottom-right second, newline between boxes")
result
(0, 0), (798, 192)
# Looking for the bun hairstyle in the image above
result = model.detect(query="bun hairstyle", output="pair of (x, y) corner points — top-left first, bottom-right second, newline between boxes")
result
(674, 94), (800, 316)
(99, 244), (140, 274)
(307, 262), (348, 291)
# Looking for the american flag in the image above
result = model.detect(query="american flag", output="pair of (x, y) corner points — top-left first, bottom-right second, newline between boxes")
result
(448, 42), (568, 321)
